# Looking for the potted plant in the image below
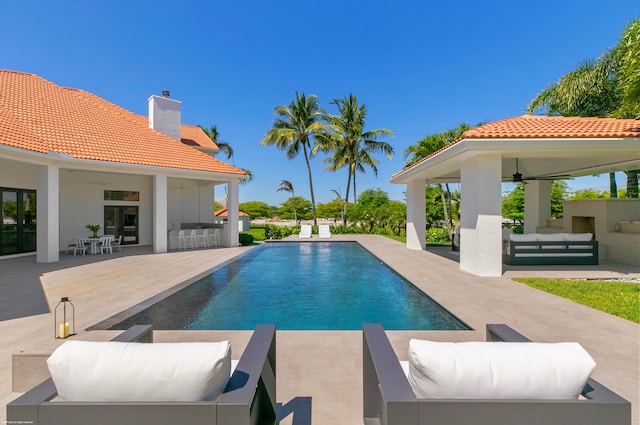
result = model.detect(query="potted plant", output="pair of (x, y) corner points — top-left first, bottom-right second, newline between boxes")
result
(86, 224), (102, 238)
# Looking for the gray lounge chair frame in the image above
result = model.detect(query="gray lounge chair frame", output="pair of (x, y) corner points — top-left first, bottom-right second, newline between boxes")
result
(8, 324), (277, 425)
(363, 323), (630, 425)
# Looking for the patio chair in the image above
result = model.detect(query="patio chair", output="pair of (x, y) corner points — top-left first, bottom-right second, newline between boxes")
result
(362, 323), (631, 425)
(318, 224), (331, 239)
(197, 229), (210, 248)
(7, 324), (277, 425)
(98, 236), (112, 254)
(184, 229), (198, 249)
(208, 228), (221, 247)
(111, 234), (123, 252)
(299, 224), (312, 239)
(72, 238), (87, 256)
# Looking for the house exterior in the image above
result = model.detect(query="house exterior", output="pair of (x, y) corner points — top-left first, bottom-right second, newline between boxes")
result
(0, 70), (246, 262)
(391, 115), (640, 276)
(214, 208), (251, 231)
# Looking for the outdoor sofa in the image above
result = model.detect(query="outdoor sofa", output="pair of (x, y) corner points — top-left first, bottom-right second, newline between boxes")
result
(503, 232), (598, 265)
(362, 323), (630, 425)
(7, 324), (277, 425)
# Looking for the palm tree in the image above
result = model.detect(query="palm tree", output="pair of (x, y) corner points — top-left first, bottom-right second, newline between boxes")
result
(319, 94), (394, 225)
(199, 124), (254, 186)
(403, 123), (472, 239)
(261, 92), (329, 226)
(199, 124), (234, 159)
(527, 17), (640, 199)
(277, 180), (297, 222)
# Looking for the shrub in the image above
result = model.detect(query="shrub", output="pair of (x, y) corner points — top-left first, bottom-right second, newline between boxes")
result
(263, 225), (298, 240)
(238, 233), (255, 246)
(426, 227), (449, 243)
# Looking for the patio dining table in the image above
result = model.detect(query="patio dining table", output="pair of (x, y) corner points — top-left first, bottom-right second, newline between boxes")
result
(84, 236), (113, 255)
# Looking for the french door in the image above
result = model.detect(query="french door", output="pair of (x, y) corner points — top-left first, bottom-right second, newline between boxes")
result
(104, 206), (138, 245)
(1, 188), (37, 256)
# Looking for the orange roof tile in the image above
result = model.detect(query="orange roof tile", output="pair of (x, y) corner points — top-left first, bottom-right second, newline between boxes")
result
(214, 208), (249, 217)
(180, 124), (219, 150)
(0, 70), (244, 175)
(462, 115), (640, 139)
(393, 115), (640, 178)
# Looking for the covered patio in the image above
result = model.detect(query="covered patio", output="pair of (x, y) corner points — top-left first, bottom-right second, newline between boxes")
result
(391, 115), (640, 276)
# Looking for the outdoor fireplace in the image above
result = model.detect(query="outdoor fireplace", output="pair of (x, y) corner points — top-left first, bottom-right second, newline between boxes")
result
(572, 216), (595, 237)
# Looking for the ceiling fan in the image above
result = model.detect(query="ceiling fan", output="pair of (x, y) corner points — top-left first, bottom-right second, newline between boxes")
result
(511, 158), (570, 183)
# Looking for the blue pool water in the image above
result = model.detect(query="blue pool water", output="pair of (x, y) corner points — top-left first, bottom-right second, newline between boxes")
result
(112, 242), (468, 330)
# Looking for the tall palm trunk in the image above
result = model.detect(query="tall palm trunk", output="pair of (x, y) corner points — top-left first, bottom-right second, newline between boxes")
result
(352, 164), (357, 206)
(609, 172), (618, 198)
(438, 184), (453, 240)
(626, 170), (639, 198)
(292, 189), (298, 223)
(302, 143), (318, 226)
(343, 166), (353, 225)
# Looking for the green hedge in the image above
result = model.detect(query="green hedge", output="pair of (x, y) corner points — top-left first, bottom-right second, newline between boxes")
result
(263, 225), (299, 240)
(426, 227), (449, 243)
(238, 233), (255, 246)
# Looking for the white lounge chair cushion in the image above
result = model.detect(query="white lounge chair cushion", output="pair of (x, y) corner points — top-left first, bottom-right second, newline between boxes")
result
(509, 233), (538, 242)
(566, 232), (593, 241)
(47, 340), (231, 402)
(407, 339), (595, 400)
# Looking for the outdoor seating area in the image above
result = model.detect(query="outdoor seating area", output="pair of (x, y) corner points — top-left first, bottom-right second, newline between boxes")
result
(503, 232), (598, 266)
(7, 324), (277, 425)
(67, 235), (118, 256)
(363, 323), (631, 425)
(168, 228), (222, 250)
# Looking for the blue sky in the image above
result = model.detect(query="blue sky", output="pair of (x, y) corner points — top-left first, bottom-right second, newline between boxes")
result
(2, 1), (638, 206)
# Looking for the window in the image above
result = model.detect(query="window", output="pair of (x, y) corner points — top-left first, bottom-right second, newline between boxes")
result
(104, 191), (139, 201)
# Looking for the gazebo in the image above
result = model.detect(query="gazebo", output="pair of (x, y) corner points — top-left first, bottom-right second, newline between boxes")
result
(391, 115), (640, 277)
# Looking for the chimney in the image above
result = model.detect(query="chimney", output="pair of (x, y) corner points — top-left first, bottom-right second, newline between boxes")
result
(148, 91), (181, 141)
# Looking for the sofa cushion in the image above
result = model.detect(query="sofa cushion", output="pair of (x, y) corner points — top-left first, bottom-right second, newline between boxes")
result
(407, 339), (595, 400)
(537, 233), (565, 242)
(509, 233), (538, 242)
(566, 233), (593, 241)
(47, 340), (231, 402)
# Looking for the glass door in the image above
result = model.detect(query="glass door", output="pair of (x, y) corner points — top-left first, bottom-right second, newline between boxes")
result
(104, 206), (138, 245)
(1, 188), (37, 256)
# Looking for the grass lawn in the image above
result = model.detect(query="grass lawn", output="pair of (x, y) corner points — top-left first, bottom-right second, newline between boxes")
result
(244, 227), (267, 241)
(513, 278), (640, 323)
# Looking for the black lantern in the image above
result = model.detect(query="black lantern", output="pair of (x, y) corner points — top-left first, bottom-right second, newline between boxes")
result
(54, 297), (75, 339)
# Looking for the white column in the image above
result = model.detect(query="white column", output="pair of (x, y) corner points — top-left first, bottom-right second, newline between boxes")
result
(459, 154), (503, 276)
(405, 179), (426, 250)
(37, 165), (59, 263)
(226, 180), (240, 247)
(153, 175), (168, 253)
(524, 180), (552, 233)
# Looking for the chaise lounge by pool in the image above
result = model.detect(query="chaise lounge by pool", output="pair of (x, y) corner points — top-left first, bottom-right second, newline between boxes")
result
(110, 242), (469, 331)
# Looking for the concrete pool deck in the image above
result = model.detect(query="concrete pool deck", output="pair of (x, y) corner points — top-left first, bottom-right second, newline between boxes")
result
(0, 235), (638, 424)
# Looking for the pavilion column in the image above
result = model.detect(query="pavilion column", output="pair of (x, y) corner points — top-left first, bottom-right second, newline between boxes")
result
(36, 165), (59, 263)
(459, 154), (502, 277)
(153, 174), (168, 253)
(226, 180), (240, 247)
(524, 180), (552, 233)
(405, 179), (426, 250)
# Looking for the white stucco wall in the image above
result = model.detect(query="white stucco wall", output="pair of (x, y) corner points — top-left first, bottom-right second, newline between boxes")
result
(58, 170), (153, 249)
(563, 198), (640, 265)
(0, 158), (38, 189)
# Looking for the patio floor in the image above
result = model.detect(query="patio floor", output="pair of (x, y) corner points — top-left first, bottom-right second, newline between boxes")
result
(0, 236), (638, 424)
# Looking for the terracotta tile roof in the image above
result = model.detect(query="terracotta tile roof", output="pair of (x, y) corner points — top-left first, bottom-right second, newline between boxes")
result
(214, 208), (249, 217)
(0, 70), (243, 175)
(393, 114), (640, 178)
(462, 115), (640, 139)
(180, 124), (219, 150)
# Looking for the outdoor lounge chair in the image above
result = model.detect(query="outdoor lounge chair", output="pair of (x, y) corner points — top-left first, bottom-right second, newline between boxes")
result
(362, 323), (631, 425)
(299, 224), (312, 239)
(7, 324), (277, 425)
(318, 224), (331, 238)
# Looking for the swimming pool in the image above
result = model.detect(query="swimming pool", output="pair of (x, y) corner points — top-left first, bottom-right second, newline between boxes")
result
(112, 242), (468, 330)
